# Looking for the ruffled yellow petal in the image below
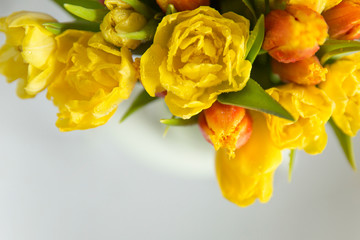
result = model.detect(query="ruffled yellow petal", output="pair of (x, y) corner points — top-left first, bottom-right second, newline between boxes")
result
(47, 31), (137, 131)
(319, 52), (360, 136)
(140, 6), (251, 118)
(266, 84), (334, 154)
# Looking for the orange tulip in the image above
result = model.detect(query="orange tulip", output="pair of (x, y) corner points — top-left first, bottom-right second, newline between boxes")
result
(198, 101), (252, 156)
(323, 0), (360, 40)
(263, 4), (328, 63)
(271, 56), (327, 85)
(156, 0), (210, 12)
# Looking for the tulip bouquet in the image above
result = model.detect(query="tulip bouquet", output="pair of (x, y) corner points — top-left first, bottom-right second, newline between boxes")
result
(1, 0), (360, 207)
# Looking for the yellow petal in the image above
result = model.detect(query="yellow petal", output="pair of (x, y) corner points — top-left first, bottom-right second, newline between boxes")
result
(215, 111), (282, 207)
(140, 44), (167, 96)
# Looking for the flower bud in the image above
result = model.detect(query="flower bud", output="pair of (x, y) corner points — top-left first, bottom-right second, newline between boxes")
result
(263, 5), (328, 63)
(271, 56), (327, 85)
(323, 0), (360, 40)
(100, 4), (147, 49)
(156, 0), (210, 12)
(198, 101), (252, 155)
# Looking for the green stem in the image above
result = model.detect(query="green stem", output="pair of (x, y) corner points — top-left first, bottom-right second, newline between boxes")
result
(43, 21), (100, 35)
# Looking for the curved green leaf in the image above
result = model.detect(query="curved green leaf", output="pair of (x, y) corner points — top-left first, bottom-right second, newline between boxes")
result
(257, 48), (267, 55)
(218, 79), (294, 121)
(53, 0), (105, 19)
(160, 116), (199, 126)
(64, 4), (108, 22)
(53, 0), (104, 9)
(288, 149), (296, 182)
(329, 118), (357, 171)
(318, 39), (360, 64)
(219, 0), (256, 26)
(241, 0), (257, 23)
(246, 14), (265, 63)
(138, 0), (162, 12)
(120, 89), (158, 123)
(253, 0), (269, 16)
(43, 21), (100, 35)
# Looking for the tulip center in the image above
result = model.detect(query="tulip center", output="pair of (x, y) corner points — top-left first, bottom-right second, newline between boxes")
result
(167, 18), (227, 87)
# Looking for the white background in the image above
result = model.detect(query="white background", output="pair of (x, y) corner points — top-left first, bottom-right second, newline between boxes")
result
(1, 1), (360, 239)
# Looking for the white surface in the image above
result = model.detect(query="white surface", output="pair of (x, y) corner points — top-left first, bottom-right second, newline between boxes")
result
(1, 1), (360, 240)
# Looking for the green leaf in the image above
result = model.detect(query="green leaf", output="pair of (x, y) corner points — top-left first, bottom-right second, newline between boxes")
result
(52, 0), (105, 20)
(241, 0), (257, 23)
(218, 79), (294, 121)
(317, 39), (360, 64)
(118, 18), (158, 41)
(252, 0), (269, 16)
(43, 21), (100, 35)
(160, 116), (199, 126)
(53, 0), (104, 8)
(131, 41), (153, 55)
(64, 4), (108, 22)
(139, 0), (162, 12)
(288, 149), (296, 182)
(257, 48), (267, 55)
(329, 118), (357, 171)
(162, 118), (172, 137)
(219, 0), (256, 26)
(121, 0), (156, 19)
(246, 14), (265, 63)
(120, 89), (158, 123)
(251, 54), (281, 89)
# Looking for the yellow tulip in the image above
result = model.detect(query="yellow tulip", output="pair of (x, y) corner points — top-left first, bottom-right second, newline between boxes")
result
(265, 84), (334, 154)
(0, 11), (57, 98)
(216, 111), (282, 207)
(47, 30), (137, 131)
(140, 6), (252, 119)
(319, 52), (360, 136)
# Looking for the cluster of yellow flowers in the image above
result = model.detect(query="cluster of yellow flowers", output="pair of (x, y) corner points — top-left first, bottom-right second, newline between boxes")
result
(1, 0), (360, 207)
(0, 11), (137, 130)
